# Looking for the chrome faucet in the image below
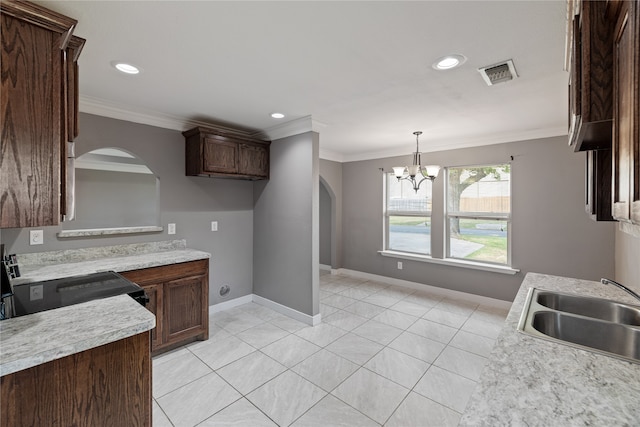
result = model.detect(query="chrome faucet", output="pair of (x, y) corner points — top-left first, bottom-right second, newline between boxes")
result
(600, 278), (640, 303)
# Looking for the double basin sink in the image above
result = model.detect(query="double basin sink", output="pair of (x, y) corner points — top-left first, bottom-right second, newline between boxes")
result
(518, 288), (640, 363)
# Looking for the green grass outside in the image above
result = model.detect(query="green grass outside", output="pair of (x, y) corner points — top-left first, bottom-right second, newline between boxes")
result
(389, 217), (430, 226)
(456, 234), (507, 263)
(454, 219), (507, 263)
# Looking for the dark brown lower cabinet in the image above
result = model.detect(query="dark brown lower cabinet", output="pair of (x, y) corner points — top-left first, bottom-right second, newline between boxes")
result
(0, 332), (151, 427)
(121, 259), (209, 355)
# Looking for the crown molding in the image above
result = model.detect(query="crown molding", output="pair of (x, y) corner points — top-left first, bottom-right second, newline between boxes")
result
(260, 115), (328, 141)
(79, 95), (219, 132)
(340, 126), (568, 162)
(318, 148), (344, 163)
(80, 95), (328, 144)
(79, 95), (566, 164)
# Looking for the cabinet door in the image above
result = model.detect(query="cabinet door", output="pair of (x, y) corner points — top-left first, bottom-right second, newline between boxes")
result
(164, 274), (208, 345)
(0, 14), (62, 228)
(141, 283), (163, 351)
(630, 0), (640, 224)
(568, 0), (614, 151)
(612, 0), (636, 221)
(239, 143), (269, 178)
(203, 136), (238, 174)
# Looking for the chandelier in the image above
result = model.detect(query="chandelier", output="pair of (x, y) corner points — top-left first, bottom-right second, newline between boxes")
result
(392, 131), (441, 192)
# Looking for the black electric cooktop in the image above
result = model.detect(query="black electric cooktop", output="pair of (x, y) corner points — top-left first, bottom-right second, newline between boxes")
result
(11, 271), (146, 317)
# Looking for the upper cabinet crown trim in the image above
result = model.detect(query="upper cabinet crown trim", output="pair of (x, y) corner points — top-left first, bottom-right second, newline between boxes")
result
(0, 0), (77, 48)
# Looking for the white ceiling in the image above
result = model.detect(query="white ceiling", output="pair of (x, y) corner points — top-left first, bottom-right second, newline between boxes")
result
(38, 1), (569, 162)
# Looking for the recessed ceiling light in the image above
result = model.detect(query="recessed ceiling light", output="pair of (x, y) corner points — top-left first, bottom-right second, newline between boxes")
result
(270, 113), (285, 119)
(111, 61), (141, 75)
(432, 54), (467, 70)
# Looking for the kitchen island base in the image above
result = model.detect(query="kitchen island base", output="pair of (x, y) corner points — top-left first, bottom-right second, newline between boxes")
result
(1, 331), (151, 426)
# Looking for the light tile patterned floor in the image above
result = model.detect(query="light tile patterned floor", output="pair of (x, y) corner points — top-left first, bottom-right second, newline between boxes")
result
(152, 272), (509, 426)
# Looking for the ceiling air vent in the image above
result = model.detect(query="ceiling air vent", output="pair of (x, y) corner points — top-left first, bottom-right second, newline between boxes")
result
(478, 59), (518, 86)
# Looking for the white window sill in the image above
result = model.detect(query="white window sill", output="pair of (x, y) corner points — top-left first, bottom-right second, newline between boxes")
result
(378, 250), (519, 275)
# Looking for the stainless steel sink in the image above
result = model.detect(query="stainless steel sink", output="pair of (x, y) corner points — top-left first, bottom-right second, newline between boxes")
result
(535, 291), (640, 326)
(518, 288), (640, 364)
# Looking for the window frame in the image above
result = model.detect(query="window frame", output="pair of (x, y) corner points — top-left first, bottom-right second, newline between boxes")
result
(444, 163), (512, 267)
(383, 172), (433, 256)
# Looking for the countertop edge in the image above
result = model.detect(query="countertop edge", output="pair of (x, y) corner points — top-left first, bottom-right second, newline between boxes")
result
(0, 295), (156, 377)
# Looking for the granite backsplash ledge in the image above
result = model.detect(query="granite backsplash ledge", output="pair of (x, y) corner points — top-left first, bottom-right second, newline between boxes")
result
(16, 240), (187, 266)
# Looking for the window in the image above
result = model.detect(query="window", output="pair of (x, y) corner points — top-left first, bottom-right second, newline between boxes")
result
(385, 173), (432, 255)
(446, 164), (511, 265)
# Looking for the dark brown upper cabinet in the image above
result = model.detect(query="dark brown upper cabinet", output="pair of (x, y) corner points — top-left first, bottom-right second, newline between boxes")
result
(184, 126), (270, 180)
(611, 0), (639, 224)
(568, 0), (614, 152)
(0, 0), (85, 228)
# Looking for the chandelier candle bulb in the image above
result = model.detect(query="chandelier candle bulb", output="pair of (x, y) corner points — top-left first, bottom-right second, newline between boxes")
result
(424, 165), (441, 178)
(393, 167), (406, 178)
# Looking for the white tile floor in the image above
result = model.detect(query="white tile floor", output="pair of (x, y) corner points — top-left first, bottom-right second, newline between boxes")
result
(152, 273), (509, 426)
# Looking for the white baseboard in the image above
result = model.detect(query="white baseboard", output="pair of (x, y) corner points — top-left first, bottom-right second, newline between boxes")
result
(319, 264), (332, 271)
(253, 294), (321, 326)
(334, 268), (512, 310)
(209, 293), (321, 326)
(209, 294), (253, 314)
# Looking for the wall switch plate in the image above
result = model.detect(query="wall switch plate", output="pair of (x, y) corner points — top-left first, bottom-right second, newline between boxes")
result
(167, 223), (176, 235)
(211, 221), (218, 231)
(30, 284), (43, 301)
(29, 230), (44, 245)
(397, 261), (403, 270)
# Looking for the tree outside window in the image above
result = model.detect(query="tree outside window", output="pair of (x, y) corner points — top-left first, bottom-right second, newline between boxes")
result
(447, 165), (511, 264)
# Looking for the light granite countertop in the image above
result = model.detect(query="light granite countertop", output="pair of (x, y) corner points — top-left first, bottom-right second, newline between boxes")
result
(460, 272), (640, 426)
(0, 295), (155, 376)
(1, 240), (210, 377)
(11, 240), (210, 285)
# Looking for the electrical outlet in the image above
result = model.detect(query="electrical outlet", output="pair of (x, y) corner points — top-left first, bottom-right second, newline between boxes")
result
(211, 221), (218, 231)
(30, 284), (43, 301)
(397, 261), (403, 270)
(29, 230), (44, 245)
(167, 223), (176, 235)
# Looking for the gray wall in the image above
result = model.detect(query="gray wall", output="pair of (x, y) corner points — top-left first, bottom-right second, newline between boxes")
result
(1, 113), (255, 305)
(319, 182), (331, 266)
(70, 168), (158, 229)
(253, 132), (320, 316)
(319, 159), (343, 268)
(341, 135), (616, 301)
(615, 225), (640, 294)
